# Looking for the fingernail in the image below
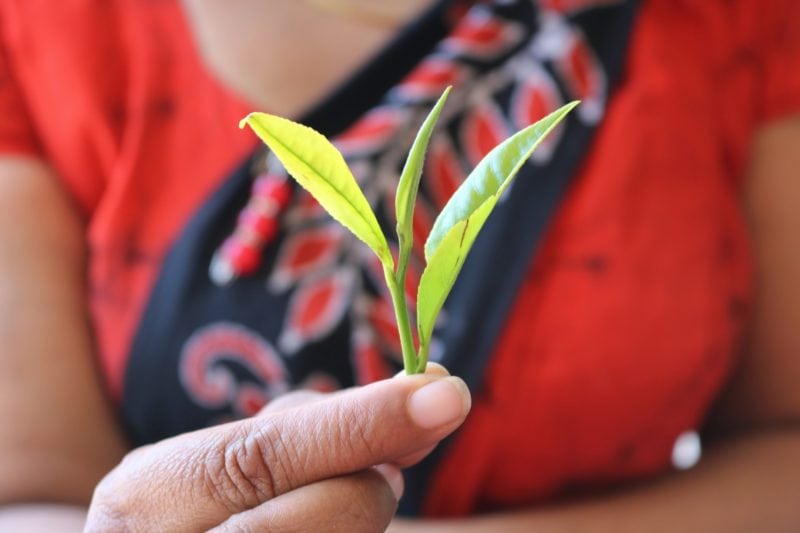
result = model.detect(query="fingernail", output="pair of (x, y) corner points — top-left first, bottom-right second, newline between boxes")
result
(374, 464), (404, 501)
(407, 377), (470, 429)
(423, 362), (450, 376)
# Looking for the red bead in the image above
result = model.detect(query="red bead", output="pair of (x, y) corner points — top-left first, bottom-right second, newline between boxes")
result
(221, 238), (261, 275)
(253, 175), (293, 207)
(238, 207), (280, 241)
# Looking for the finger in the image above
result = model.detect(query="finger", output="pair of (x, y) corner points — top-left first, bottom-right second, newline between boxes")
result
(266, 361), (452, 415)
(219, 374), (470, 498)
(388, 363), (455, 468)
(388, 362), (457, 467)
(262, 363), (453, 466)
(89, 374), (470, 532)
(391, 443), (439, 469)
(372, 463), (405, 500)
(257, 390), (325, 415)
(210, 467), (401, 533)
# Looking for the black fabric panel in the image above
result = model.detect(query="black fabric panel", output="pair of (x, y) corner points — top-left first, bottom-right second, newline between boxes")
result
(121, 0), (641, 517)
(399, 1), (642, 516)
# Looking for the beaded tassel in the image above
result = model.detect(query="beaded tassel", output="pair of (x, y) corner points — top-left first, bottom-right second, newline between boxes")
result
(210, 168), (293, 286)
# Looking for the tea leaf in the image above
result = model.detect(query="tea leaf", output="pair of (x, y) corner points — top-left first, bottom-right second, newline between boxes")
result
(417, 195), (496, 350)
(423, 101), (579, 261)
(416, 101), (579, 352)
(395, 87), (451, 277)
(241, 112), (393, 267)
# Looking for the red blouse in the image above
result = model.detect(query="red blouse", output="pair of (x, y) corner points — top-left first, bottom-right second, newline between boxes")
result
(1, 0), (799, 516)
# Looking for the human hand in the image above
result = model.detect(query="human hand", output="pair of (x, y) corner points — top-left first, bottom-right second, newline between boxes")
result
(85, 369), (471, 532)
(387, 518), (466, 533)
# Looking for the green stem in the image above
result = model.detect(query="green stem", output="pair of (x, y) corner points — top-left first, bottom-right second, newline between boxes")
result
(416, 342), (430, 374)
(395, 233), (411, 305)
(383, 265), (418, 374)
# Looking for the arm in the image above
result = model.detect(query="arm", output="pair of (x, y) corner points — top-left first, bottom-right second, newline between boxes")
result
(0, 156), (129, 530)
(390, 116), (800, 533)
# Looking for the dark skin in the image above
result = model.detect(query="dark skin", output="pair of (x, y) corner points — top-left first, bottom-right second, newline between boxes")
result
(0, 157), (127, 530)
(1, 1), (799, 530)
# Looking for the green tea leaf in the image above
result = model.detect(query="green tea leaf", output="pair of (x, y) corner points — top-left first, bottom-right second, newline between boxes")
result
(240, 112), (393, 267)
(395, 87), (451, 275)
(417, 195), (496, 349)
(424, 101), (579, 261)
(416, 101), (579, 350)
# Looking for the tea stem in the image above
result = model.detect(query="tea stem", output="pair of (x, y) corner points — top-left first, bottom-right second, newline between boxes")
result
(416, 342), (430, 374)
(383, 265), (418, 374)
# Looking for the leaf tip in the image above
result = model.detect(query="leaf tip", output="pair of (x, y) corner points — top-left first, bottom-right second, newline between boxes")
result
(238, 114), (254, 130)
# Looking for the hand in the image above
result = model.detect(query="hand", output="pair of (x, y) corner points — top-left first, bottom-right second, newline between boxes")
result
(387, 517), (465, 533)
(85, 369), (471, 532)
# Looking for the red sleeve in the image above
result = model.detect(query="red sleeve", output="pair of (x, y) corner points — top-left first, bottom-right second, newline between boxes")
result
(0, 21), (41, 157)
(754, 0), (800, 123)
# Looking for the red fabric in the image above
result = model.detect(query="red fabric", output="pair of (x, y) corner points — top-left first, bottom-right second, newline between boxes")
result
(0, 0), (256, 397)
(424, 0), (800, 515)
(1, 0), (799, 516)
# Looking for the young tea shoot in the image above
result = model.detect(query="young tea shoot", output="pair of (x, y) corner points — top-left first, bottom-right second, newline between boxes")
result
(240, 88), (578, 374)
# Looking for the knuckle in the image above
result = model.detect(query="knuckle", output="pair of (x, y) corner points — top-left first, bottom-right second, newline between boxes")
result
(203, 422), (293, 510)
